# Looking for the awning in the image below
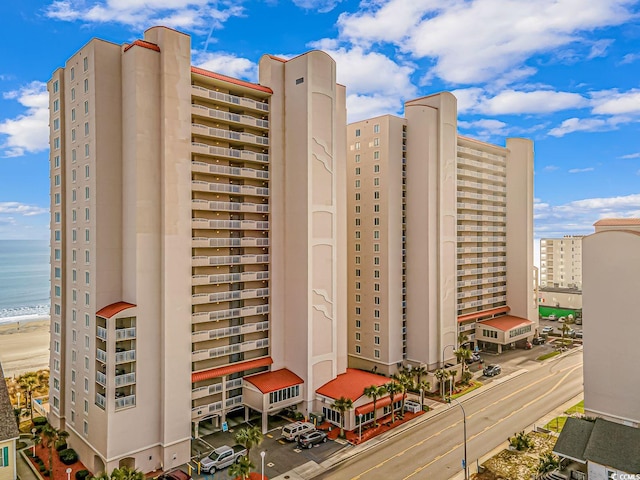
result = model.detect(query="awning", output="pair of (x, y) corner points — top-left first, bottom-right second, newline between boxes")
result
(355, 393), (405, 416)
(191, 357), (273, 383)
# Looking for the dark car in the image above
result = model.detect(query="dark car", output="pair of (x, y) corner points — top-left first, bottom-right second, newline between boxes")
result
(297, 430), (328, 449)
(465, 352), (481, 364)
(483, 364), (502, 377)
(159, 470), (191, 480)
(532, 336), (546, 345)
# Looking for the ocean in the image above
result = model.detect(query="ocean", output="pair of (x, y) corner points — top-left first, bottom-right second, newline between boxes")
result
(0, 239), (50, 324)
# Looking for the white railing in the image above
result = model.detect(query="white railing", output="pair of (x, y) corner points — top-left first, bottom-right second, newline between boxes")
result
(457, 190), (505, 203)
(456, 224), (506, 233)
(192, 304), (269, 323)
(115, 372), (136, 387)
(192, 321), (269, 342)
(457, 145), (506, 163)
(191, 400), (223, 419)
(192, 288), (270, 304)
(192, 218), (270, 230)
(191, 85), (269, 112)
(95, 392), (106, 409)
(458, 295), (506, 310)
(192, 237), (269, 248)
(457, 246), (506, 254)
(191, 180), (269, 196)
(457, 256), (505, 265)
(96, 371), (107, 386)
(115, 327), (136, 340)
(96, 348), (107, 363)
(192, 124), (269, 146)
(225, 396), (243, 408)
(457, 236), (505, 243)
(191, 161), (269, 179)
(114, 394), (136, 410)
(458, 214), (505, 223)
(192, 271), (269, 286)
(456, 156), (506, 174)
(191, 105), (269, 129)
(457, 286), (506, 299)
(192, 255), (270, 267)
(226, 378), (243, 390)
(457, 180), (507, 193)
(115, 350), (136, 363)
(191, 143), (269, 164)
(457, 275), (506, 288)
(458, 266), (507, 276)
(191, 199), (269, 213)
(96, 326), (107, 340)
(192, 338), (270, 361)
(457, 203), (507, 213)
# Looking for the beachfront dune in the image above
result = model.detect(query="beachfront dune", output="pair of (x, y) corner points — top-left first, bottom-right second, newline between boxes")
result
(0, 318), (50, 377)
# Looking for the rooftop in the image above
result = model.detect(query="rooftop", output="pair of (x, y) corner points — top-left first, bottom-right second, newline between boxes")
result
(457, 306), (510, 323)
(316, 368), (388, 402)
(96, 301), (136, 319)
(477, 314), (532, 332)
(244, 368), (303, 394)
(0, 362), (20, 442)
(593, 218), (640, 226)
(191, 356), (273, 383)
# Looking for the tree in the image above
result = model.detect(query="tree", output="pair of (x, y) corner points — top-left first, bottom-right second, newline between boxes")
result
(18, 372), (39, 421)
(411, 365), (427, 389)
(455, 347), (472, 375)
(457, 331), (469, 347)
(537, 453), (559, 474)
(385, 381), (402, 424)
(363, 385), (386, 427)
(332, 396), (353, 438)
(234, 425), (263, 458)
(110, 467), (145, 480)
(89, 472), (110, 480)
(434, 369), (450, 399)
(392, 373), (413, 416)
(417, 380), (431, 409)
(509, 431), (532, 451)
(560, 323), (572, 351)
(41, 424), (70, 479)
(228, 456), (254, 480)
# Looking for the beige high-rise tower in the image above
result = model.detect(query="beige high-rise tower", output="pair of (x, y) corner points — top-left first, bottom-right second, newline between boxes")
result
(48, 27), (346, 474)
(347, 93), (535, 375)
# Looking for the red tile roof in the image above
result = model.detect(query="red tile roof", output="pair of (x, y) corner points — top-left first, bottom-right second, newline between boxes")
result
(244, 368), (303, 393)
(457, 306), (510, 323)
(123, 40), (160, 53)
(96, 302), (136, 319)
(354, 393), (405, 416)
(594, 218), (640, 226)
(191, 357), (273, 383)
(266, 55), (287, 63)
(191, 67), (273, 94)
(478, 314), (533, 332)
(316, 368), (389, 402)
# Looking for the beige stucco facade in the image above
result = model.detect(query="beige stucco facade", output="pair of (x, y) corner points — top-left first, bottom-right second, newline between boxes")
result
(540, 236), (583, 289)
(583, 220), (640, 427)
(49, 27), (346, 474)
(346, 93), (535, 374)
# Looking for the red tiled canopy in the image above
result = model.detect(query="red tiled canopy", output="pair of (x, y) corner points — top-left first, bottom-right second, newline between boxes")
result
(478, 314), (533, 332)
(244, 368), (303, 393)
(316, 368), (389, 402)
(457, 306), (510, 323)
(354, 393), (405, 416)
(191, 357), (273, 383)
(96, 302), (136, 319)
(191, 67), (273, 94)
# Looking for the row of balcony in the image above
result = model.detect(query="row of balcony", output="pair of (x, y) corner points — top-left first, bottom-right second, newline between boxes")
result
(457, 255), (506, 266)
(193, 270), (269, 286)
(458, 322), (476, 332)
(457, 224), (507, 233)
(95, 391), (136, 410)
(458, 295), (507, 310)
(192, 321), (269, 343)
(456, 155), (506, 174)
(192, 237), (269, 248)
(192, 142), (269, 164)
(192, 287), (270, 305)
(192, 104), (269, 130)
(457, 246), (506, 254)
(191, 395), (243, 420)
(192, 180), (269, 197)
(192, 378), (243, 400)
(457, 168), (506, 184)
(457, 275), (506, 288)
(192, 218), (270, 231)
(458, 265), (507, 276)
(192, 338), (270, 361)
(457, 190), (506, 203)
(457, 180), (507, 193)
(191, 85), (269, 113)
(457, 145), (506, 163)
(192, 199), (269, 214)
(192, 124), (269, 146)
(192, 161), (268, 180)
(96, 371), (136, 387)
(457, 285), (506, 299)
(457, 235), (506, 243)
(192, 304), (270, 324)
(96, 348), (136, 365)
(458, 214), (506, 223)
(96, 326), (137, 341)
(457, 202), (507, 213)
(192, 254), (269, 267)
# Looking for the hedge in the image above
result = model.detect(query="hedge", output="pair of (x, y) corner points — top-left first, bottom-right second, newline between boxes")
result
(32, 417), (48, 426)
(59, 448), (79, 465)
(75, 470), (90, 480)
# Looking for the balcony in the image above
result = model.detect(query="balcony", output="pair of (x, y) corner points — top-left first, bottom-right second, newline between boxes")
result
(226, 396), (243, 408)
(191, 85), (269, 113)
(192, 400), (223, 420)
(192, 321), (269, 343)
(457, 285), (506, 299)
(192, 270), (269, 286)
(457, 235), (506, 243)
(115, 372), (136, 387)
(457, 180), (506, 193)
(192, 254), (269, 267)
(191, 199), (269, 214)
(457, 256), (506, 266)
(191, 161), (268, 180)
(95, 392), (106, 409)
(192, 237), (269, 248)
(191, 124), (269, 147)
(115, 394), (136, 410)
(456, 224), (506, 233)
(191, 180), (269, 197)
(456, 156), (506, 174)
(457, 190), (505, 203)
(457, 246), (506, 254)
(457, 295), (507, 310)
(115, 327), (136, 341)
(457, 203), (507, 214)
(192, 304), (269, 324)
(457, 266), (507, 276)
(96, 348), (107, 364)
(96, 326), (107, 340)
(457, 168), (505, 184)
(457, 145), (506, 163)
(458, 214), (505, 223)
(192, 382), (223, 400)
(457, 276), (506, 288)
(115, 350), (136, 364)
(192, 338), (270, 361)
(96, 371), (107, 386)
(191, 105), (269, 129)
(192, 218), (269, 231)
(191, 143), (269, 164)
(192, 288), (270, 305)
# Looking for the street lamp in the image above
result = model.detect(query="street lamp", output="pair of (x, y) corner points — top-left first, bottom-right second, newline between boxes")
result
(447, 397), (468, 480)
(260, 451), (265, 480)
(358, 414), (363, 442)
(441, 344), (456, 400)
(66, 467), (72, 480)
(31, 428), (37, 456)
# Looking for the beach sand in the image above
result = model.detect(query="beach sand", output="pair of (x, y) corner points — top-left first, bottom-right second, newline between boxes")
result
(0, 318), (50, 377)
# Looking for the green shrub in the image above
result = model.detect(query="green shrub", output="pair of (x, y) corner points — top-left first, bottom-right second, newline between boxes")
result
(43, 470), (50, 477)
(59, 448), (79, 465)
(32, 417), (48, 426)
(75, 470), (90, 480)
(55, 441), (68, 452)
(38, 465), (47, 472)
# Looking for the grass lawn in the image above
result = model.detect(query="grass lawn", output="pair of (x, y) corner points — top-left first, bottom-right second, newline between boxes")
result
(537, 351), (561, 361)
(544, 416), (567, 432)
(565, 400), (584, 415)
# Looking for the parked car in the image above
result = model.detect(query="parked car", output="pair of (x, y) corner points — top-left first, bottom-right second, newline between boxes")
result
(159, 470), (191, 480)
(465, 352), (481, 364)
(297, 430), (328, 449)
(566, 329), (576, 338)
(532, 336), (546, 345)
(558, 316), (566, 323)
(547, 314), (557, 321)
(576, 330), (583, 339)
(542, 326), (554, 334)
(200, 445), (248, 474)
(483, 364), (502, 377)
(282, 421), (316, 441)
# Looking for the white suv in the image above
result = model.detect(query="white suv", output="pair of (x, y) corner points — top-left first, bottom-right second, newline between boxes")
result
(281, 421), (316, 441)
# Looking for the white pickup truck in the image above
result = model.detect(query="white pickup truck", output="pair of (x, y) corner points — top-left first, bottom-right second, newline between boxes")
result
(200, 445), (248, 474)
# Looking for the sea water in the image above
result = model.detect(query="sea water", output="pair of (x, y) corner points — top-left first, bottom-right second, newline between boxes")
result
(0, 239), (50, 324)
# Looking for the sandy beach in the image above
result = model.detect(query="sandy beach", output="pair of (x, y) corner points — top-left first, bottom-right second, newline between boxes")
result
(0, 317), (50, 378)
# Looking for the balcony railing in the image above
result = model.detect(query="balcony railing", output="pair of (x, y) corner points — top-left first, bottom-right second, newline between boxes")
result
(457, 145), (506, 163)
(457, 275), (506, 288)
(191, 105), (269, 129)
(456, 156), (506, 174)
(115, 350), (136, 364)
(115, 394), (136, 410)
(191, 180), (269, 197)
(115, 372), (136, 387)
(192, 254), (270, 267)
(457, 180), (507, 193)
(191, 85), (269, 113)
(191, 143), (269, 164)
(192, 218), (269, 231)
(96, 326), (107, 340)
(192, 338), (270, 362)
(192, 270), (269, 286)
(458, 295), (507, 310)
(191, 124), (269, 146)
(115, 327), (136, 340)
(192, 304), (269, 324)
(192, 288), (270, 305)
(456, 224), (506, 233)
(457, 203), (507, 213)
(191, 161), (269, 179)
(192, 321), (269, 343)
(457, 190), (505, 203)
(457, 266), (507, 276)
(457, 246), (507, 254)
(225, 396), (243, 408)
(96, 371), (107, 386)
(457, 214), (505, 223)
(457, 285), (506, 299)
(95, 392), (106, 409)
(96, 348), (107, 363)
(192, 199), (269, 213)
(191, 400), (223, 420)
(457, 235), (505, 243)
(192, 237), (269, 248)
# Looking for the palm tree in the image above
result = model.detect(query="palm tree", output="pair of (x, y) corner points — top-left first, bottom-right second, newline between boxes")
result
(234, 425), (263, 458)
(560, 323), (571, 350)
(434, 369), (450, 399)
(332, 396), (354, 438)
(385, 381), (402, 424)
(228, 456), (254, 480)
(457, 331), (469, 347)
(41, 424), (69, 479)
(417, 380), (430, 409)
(110, 467), (145, 480)
(89, 472), (110, 480)
(537, 452), (559, 474)
(392, 373), (413, 416)
(412, 365), (427, 389)
(363, 385), (386, 427)
(455, 347), (472, 375)
(18, 372), (39, 421)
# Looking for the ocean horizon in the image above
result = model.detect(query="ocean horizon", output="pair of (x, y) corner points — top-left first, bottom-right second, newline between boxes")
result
(0, 239), (50, 322)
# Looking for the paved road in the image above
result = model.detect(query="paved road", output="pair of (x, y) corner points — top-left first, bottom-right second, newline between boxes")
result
(314, 349), (583, 480)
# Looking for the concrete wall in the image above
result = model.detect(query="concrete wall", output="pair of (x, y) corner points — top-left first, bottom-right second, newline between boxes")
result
(538, 290), (583, 309)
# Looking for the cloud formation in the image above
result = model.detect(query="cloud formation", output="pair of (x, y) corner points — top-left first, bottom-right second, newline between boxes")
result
(0, 81), (49, 157)
(0, 202), (48, 216)
(568, 167), (594, 173)
(291, 0), (343, 13)
(193, 52), (258, 81)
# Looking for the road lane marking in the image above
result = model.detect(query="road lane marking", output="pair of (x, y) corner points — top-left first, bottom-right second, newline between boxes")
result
(348, 361), (582, 480)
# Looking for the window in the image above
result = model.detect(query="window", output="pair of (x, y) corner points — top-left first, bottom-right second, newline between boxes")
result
(85, 165), (89, 178)
(355, 193), (361, 201)
(355, 282), (360, 289)
(54, 155), (60, 168)
(84, 101), (89, 114)
(374, 178), (380, 186)
(355, 332), (361, 341)
(374, 230), (380, 239)
(71, 88), (75, 100)
(85, 314), (90, 327)
(374, 323), (380, 332)
(355, 244), (361, 252)
(355, 205), (360, 213)
(84, 122), (89, 136)
(84, 356), (89, 370)
(72, 149), (76, 162)
(71, 369), (76, 383)
(71, 129), (76, 141)
(72, 229), (77, 242)
(355, 167), (361, 175)
(54, 285), (61, 297)
(355, 256), (360, 264)
(72, 190), (76, 202)
(53, 118), (60, 130)
(374, 218), (380, 226)
(355, 129), (361, 137)
(72, 210), (77, 222)
(268, 385), (300, 404)
(85, 144), (89, 157)
(85, 229), (90, 242)
(374, 165), (380, 173)
(374, 151), (380, 160)
(54, 304), (61, 315)
(53, 396), (59, 409)
(482, 329), (498, 339)
(84, 377), (89, 392)
(374, 336), (380, 345)
(85, 250), (90, 263)
(355, 154), (361, 163)
(355, 218), (361, 226)
(54, 267), (61, 278)
(54, 340), (60, 353)
(53, 80), (59, 93)
(54, 137), (60, 149)
(70, 67), (75, 80)
(84, 399), (89, 413)
(83, 421), (88, 436)
(374, 257), (380, 265)
(374, 270), (380, 278)
(355, 231), (360, 239)
(355, 180), (360, 188)
(72, 170), (76, 182)
(72, 329), (77, 343)
(85, 272), (89, 285)
(374, 191), (380, 199)
(373, 124), (380, 133)
(355, 269), (361, 277)
(54, 193), (61, 205)
(72, 268), (77, 283)
(374, 283), (380, 291)
(54, 212), (61, 223)
(83, 57), (88, 71)
(72, 250), (77, 262)
(71, 350), (76, 362)
(373, 138), (380, 146)
(71, 410), (75, 423)
(71, 390), (75, 403)
(355, 320), (361, 328)
(355, 294), (361, 302)
(85, 208), (90, 221)
(85, 292), (90, 307)
(374, 244), (380, 252)
(72, 289), (77, 302)
(355, 142), (360, 150)
(84, 78), (89, 93)
(374, 204), (380, 212)
(355, 345), (361, 354)
(71, 108), (75, 121)
(374, 310), (380, 318)
(54, 359), (60, 372)
(85, 187), (90, 199)
(374, 296), (380, 305)
(374, 349), (380, 358)
(355, 307), (361, 315)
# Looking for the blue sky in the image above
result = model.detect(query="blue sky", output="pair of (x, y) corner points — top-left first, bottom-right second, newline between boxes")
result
(1, 0), (640, 260)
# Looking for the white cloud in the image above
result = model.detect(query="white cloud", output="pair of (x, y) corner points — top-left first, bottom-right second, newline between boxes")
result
(454, 88), (588, 115)
(292, 0), (343, 13)
(193, 52), (258, 82)
(619, 52), (640, 65)
(548, 117), (619, 137)
(346, 93), (404, 123)
(568, 167), (594, 173)
(587, 38), (614, 59)
(338, 0), (635, 84)
(458, 118), (509, 139)
(543, 165), (559, 172)
(0, 202), (48, 216)
(0, 81), (49, 157)
(620, 153), (640, 159)
(45, 0), (243, 31)
(591, 89), (640, 115)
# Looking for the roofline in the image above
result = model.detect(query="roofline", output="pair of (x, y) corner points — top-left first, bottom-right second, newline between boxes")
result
(124, 40), (160, 53)
(191, 66), (273, 94)
(552, 451), (586, 464)
(458, 306), (510, 323)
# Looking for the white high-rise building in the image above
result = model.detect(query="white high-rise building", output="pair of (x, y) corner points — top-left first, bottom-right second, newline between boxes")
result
(540, 235), (583, 289)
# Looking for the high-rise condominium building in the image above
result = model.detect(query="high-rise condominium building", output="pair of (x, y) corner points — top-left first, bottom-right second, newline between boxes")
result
(347, 93), (536, 374)
(48, 26), (346, 474)
(539, 235), (583, 289)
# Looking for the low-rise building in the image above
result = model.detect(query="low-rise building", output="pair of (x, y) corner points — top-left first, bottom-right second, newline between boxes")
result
(0, 363), (19, 480)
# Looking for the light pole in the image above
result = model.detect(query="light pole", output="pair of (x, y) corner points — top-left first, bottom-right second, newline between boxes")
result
(260, 451), (265, 480)
(358, 414), (363, 442)
(31, 428), (37, 456)
(441, 344), (456, 400)
(447, 397), (468, 480)
(66, 467), (72, 480)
